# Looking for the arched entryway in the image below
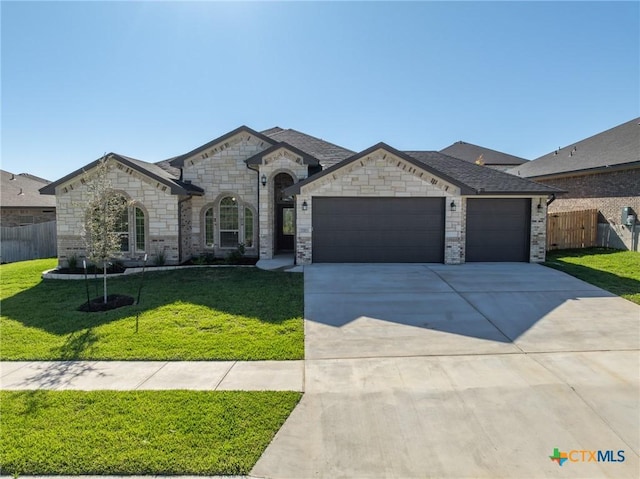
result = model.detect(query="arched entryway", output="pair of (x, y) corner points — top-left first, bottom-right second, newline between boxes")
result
(274, 172), (295, 251)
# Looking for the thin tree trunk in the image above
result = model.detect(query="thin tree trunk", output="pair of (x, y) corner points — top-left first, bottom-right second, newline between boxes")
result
(103, 262), (108, 304)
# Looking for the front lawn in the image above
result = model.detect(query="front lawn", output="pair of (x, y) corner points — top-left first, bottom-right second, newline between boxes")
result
(545, 248), (640, 305)
(0, 390), (301, 475)
(1, 259), (304, 360)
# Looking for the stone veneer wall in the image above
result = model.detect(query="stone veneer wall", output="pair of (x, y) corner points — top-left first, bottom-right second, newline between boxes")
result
(55, 160), (181, 266)
(529, 196), (548, 262)
(295, 150), (461, 265)
(178, 197), (193, 263)
(181, 134), (268, 258)
(257, 150), (308, 259)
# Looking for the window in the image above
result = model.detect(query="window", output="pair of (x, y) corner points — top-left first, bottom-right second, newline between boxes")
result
(204, 208), (214, 247)
(134, 207), (145, 252)
(244, 208), (253, 247)
(219, 197), (239, 248)
(282, 208), (294, 235)
(115, 204), (130, 252)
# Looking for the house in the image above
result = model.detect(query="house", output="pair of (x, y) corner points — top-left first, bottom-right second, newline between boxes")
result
(440, 141), (528, 171)
(1, 170), (56, 227)
(41, 125), (559, 267)
(508, 118), (640, 251)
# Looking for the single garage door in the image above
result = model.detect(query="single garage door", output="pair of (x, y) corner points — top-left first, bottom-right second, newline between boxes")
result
(466, 198), (531, 262)
(312, 197), (444, 263)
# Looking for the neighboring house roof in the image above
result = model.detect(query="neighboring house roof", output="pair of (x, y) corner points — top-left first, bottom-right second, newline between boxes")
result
(262, 127), (355, 167)
(40, 153), (204, 196)
(1, 170), (56, 208)
(170, 125), (276, 168)
(405, 151), (558, 194)
(285, 144), (560, 196)
(440, 141), (528, 166)
(245, 142), (321, 166)
(508, 117), (640, 179)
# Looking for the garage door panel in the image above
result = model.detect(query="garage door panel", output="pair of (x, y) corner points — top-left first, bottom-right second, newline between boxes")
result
(466, 198), (531, 262)
(312, 197), (444, 263)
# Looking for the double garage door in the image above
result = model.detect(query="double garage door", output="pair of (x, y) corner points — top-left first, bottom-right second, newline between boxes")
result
(311, 197), (531, 263)
(312, 197), (444, 263)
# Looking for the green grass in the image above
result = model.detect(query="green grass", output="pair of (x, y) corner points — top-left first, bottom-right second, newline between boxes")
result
(545, 248), (640, 305)
(0, 390), (301, 475)
(1, 259), (303, 360)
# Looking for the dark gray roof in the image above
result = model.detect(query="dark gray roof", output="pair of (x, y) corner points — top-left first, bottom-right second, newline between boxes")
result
(245, 142), (320, 166)
(440, 141), (528, 166)
(40, 153), (203, 196)
(508, 118), (640, 178)
(263, 128), (355, 167)
(1, 170), (56, 208)
(170, 126), (276, 168)
(405, 151), (559, 194)
(285, 144), (560, 196)
(261, 126), (285, 136)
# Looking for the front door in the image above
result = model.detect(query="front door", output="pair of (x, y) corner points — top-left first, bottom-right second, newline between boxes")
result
(277, 205), (294, 251)
(274, 173), (295, 251)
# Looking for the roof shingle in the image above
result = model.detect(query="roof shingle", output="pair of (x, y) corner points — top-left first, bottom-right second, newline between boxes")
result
(508, 118), (640, 178)
(440, 141), (528, 166)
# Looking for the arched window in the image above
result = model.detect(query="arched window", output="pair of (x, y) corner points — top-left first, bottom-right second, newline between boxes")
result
(115, 201), (130, 252)
(219, 196), (239, 248)
(134, 207), (145, 252)
(244, 207), (254, 247)
(204, 208), (215, 247)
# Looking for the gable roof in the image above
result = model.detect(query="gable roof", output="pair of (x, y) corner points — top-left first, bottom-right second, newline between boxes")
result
(1, 170), (56, 208)
(440, 141), (528, 166)
(262, 127), (355, 167)
(509, 118), (640, 179)
(285, 144), (560, 196)
(405, 151), (558, 195)
(245, 142), (320, 166)
(169, 125), (276, 168)
(40, 153), (203, 196)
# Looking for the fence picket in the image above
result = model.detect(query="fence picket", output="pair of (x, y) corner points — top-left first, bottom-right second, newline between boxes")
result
(0, 221), (57, 263)
(546, 209), (598, 250)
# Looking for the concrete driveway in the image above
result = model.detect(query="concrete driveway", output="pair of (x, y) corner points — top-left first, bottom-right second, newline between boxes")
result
(252, 263), (640, 478)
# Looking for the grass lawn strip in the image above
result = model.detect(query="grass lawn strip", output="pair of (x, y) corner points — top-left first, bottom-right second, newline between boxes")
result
(0, 390), (301, 476)
(545, 248), (640, 305)
(1, 259), (303, 360)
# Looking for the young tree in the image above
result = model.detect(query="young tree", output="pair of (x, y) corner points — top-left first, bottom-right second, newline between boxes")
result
(82, 155), (128, 304)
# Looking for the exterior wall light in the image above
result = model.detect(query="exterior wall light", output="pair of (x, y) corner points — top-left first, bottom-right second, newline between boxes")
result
(261, 174), (267, 187)
(450, 200), (456, 212)
(302, 200), (308, 211)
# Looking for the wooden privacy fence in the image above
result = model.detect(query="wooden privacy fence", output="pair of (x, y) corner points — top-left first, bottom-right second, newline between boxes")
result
(0, 221), (57, 263)
(547, 209), (598, 250)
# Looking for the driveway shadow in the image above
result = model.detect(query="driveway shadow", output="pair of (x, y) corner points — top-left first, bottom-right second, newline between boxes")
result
(303, 264), (640, 359)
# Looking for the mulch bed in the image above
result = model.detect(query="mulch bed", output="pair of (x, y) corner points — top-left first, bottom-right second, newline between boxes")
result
(78, 294), (135, 312)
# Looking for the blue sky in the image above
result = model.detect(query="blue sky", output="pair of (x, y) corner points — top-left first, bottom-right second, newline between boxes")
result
(2, 1), (638, 181)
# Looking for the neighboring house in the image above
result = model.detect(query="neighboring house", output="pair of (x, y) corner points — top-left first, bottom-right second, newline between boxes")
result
(1, 170), (56, 227)
(440, 141), (528, 171)
(41, 125), (558, 267)
(508, 118), (640, 251)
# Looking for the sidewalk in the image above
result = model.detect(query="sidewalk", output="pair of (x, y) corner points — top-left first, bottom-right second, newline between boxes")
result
(0, 360), (304, 391)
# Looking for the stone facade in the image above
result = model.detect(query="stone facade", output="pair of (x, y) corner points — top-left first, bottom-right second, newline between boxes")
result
(529, 196), (548, 262)
(1, 207), (56, 227)
(181, 133), (267, 259)
(256, 149), (308, 259)
(295, 149), (462, 265)
(54, 159), (181, 267)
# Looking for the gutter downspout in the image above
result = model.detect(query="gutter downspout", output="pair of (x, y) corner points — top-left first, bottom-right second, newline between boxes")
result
(246, 162), (260, 256)
(546, 194), (556, 207)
